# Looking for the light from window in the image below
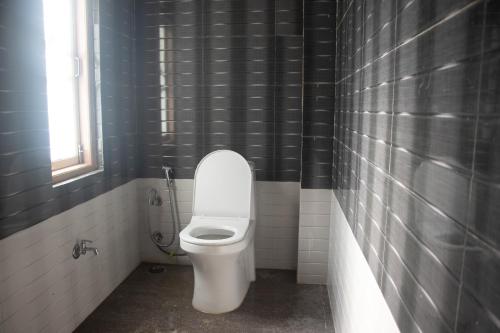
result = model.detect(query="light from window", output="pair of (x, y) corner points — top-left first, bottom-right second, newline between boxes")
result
(43, 0), (97, 183)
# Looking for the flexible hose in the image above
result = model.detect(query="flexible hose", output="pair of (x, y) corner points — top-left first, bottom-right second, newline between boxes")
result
(145, 170), (186, 256)
(146, 189), (176, 248)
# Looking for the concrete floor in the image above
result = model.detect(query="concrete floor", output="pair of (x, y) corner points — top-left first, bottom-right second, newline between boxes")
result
(75, 263), (333, 333)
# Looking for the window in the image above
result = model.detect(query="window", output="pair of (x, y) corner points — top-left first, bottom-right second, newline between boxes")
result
(43, 0), (98, 183)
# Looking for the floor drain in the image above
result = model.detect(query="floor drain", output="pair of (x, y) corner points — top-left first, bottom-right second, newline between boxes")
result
(149, 265), (166, 274)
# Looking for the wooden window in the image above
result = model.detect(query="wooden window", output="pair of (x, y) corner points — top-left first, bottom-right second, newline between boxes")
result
(43, 0), (98, 183)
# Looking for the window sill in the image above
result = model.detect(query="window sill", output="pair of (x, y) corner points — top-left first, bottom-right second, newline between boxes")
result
(52, 164), (102, 187)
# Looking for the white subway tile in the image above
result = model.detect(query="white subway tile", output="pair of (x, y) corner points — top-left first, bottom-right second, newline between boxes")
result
(297, 274), (327, 285)
(311, 239), (330, 252)
(300, 214), (330, 227)
(299, 263), (328, 276)
(298, 226), (330, 240)
(258, 203), (299, 217)
(298, 250), (328, 264)
(257, 215), (296, 227)
(300, 189), (331, 202)
(300, 201), (331, 215)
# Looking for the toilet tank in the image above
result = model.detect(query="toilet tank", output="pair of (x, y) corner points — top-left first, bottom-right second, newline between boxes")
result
(192, 150), (253, 219)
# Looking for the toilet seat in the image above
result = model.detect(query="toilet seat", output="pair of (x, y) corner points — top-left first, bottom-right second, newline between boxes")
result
(180, 216), (250, 246)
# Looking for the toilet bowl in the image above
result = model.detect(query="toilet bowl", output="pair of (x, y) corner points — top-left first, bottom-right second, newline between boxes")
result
(180, 150), (256, 314)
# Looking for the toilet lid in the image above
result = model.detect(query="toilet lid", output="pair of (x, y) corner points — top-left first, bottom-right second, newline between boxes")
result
(192, 150), (252, 218)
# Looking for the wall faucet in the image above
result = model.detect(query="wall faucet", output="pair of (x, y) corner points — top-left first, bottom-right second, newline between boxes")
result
(73, 239), (99, 259)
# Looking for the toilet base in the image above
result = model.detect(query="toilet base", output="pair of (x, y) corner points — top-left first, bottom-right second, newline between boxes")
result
(185, 237), (255, 314)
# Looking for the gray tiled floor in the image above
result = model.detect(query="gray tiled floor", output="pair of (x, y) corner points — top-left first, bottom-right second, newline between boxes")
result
(75, 263), (333, 333)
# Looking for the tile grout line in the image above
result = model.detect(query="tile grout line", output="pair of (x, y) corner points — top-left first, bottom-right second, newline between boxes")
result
(272, 0), (278, 182)
(380, 0), (399, 287)
(336, 0), (354, 31)
(350, 0), (363, 254)
(332, 0), (340, 190)
(201, 0), (206, 159)
(299, 0), (305, 189)
(453, 1), (488, 332)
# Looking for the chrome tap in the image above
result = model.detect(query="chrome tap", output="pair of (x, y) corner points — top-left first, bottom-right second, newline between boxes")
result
(73, 239), (99, 259)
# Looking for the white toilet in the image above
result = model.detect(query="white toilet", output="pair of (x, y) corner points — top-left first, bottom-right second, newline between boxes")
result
(179, 150), (256, 314)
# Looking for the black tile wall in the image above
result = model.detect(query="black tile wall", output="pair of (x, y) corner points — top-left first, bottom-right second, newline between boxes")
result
(137, 0), (304, 181)
(301, 0), (336, 189)
(334, 0), (500, 331)
(0, 0), (138, 239)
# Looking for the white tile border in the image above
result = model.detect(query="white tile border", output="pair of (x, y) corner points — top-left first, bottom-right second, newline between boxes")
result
(297, 189), (332, 284)
(328, 192), (400, 333)
(138, 179), (301, 270)
(0, 181), (141, 333)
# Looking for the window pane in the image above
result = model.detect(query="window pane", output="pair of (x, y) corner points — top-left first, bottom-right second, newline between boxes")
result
(43, 0), (80, 162)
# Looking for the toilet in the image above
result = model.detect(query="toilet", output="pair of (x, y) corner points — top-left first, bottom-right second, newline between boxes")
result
(179, 150), (256, 314)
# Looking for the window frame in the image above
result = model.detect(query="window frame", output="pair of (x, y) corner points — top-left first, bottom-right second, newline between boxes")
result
(47, 0), (98, 184)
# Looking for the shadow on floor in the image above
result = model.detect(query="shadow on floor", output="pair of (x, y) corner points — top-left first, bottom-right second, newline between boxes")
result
(75, 263), (333, 333)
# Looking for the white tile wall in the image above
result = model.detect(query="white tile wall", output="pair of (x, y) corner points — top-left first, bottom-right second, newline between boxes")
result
(0, 179), (300, 332)
(0, 181), (141, 333)
(328, 192), (399, 333)
(137, 179), (300, 269)
(254, 181), (300, 270)
(297, 189), (332, 284)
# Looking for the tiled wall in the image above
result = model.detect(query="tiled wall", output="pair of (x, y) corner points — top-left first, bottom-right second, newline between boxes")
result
(136, 0), (303, 181)
(296, 0), (336, 284)
(301, 0), (336, 189)
(138, 179), (300, 270)
(327, 193), (399, 333)
(334, 0), (500, 331)
(0, 181), (140, 332)
(297, 189), (331, 284)
(253, 181), (300, 269)
(0, 0), (138, 240)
